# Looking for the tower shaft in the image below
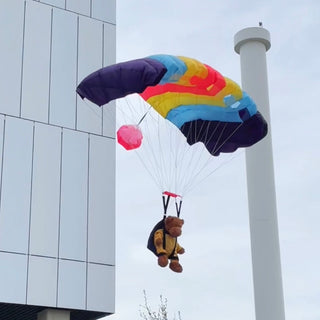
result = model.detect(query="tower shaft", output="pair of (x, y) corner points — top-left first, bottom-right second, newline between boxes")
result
(234, 27), (285, 320)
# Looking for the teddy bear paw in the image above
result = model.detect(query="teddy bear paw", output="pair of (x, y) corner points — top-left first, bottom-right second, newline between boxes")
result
(169, 260), (183, 273)
(158, 255), (168, 267)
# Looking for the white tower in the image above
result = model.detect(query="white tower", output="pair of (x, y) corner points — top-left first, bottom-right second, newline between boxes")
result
(234, 26), (285, 320)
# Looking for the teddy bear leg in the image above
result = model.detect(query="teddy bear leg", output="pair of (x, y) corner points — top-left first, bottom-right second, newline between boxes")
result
(158, 254), (168, 267)
(169, 259), (183, 273)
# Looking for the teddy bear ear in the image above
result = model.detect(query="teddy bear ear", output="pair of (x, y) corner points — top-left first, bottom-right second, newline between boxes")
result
(180, 219), (184, 225)
(165, 216), (174, 223)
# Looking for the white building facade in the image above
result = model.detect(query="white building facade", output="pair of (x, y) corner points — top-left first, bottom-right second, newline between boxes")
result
(0, 0), (116, 319)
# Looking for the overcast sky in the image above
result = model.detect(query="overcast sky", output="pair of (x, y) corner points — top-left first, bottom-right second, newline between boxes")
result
(106, 1), (320, 320)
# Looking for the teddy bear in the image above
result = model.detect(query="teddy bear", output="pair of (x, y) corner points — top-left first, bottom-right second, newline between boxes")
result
(147, 216), (185, 273)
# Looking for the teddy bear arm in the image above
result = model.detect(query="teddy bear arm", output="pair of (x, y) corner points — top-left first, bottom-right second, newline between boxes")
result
(176, 243), (185, 254)
(154, 229), (166, 255)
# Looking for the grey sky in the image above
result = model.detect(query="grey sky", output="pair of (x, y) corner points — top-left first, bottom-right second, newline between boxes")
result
(107, 1), (320, 319)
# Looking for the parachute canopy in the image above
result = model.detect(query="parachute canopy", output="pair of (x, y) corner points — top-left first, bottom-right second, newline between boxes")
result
(77, 54), (267, 156)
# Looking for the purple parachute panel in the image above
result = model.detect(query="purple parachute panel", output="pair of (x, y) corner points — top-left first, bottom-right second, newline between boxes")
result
(76, 58), (167, 106)
(180, 112), (268, 156)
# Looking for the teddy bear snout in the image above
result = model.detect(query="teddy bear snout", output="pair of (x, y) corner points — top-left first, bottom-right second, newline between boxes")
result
(170, 227), (182, 237)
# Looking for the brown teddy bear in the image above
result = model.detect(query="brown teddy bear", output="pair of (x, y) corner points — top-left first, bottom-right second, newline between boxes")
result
(147, 216), (185, 273)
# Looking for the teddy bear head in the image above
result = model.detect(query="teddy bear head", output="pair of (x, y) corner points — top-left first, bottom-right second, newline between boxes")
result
(164, 216), (184, 237)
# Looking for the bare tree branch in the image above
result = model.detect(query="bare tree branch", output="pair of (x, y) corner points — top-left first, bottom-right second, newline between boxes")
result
(139, 290), (181, 320)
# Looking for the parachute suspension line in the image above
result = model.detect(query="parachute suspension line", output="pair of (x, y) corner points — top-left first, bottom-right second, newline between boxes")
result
(184, 122), (242, 195)
(141, 104), (175, 192)
(142, 102), (167, 190)
(118, 96), (234, 198)
(120, 96), (141, 124)
(169, 119), (204, 195)
(182, 121), (245, 196)
(154, 111), (181, 194)
(174, 124), (190, 195)
(117, 95), (148, 128)
(163, 117), (190, 195)
(182, 122), (228, 194)
(170, 121), (181, 194)
(183, 149), (244, 196)
(178, 120), (206, 195)
(157, 115), (174, 192)
(185, 120), (217, 189)
(168, 119), (176, 193)
(157, 116), (170, 192)
(118, 96), (247, 198)
(140, 111), (167, 190)
(178, 120), (217, 195)
(83, 98), (116, 132)
(156, 118), (170, 192)
(211, 122), (228, 155)
(163, 116), (174, 193)
(117, 96), (166, 192)
(135, 151), (164, 191)
(83, 98), (102, 119)
(145, 113), (165, 190)
(212, 121), (244, 155)
(177, 120), (206, 193)
(172, 120), (194, 195)
(165, 116), (187, 194)
(154, 113), (169, 190)
(107, 96), (142, 131)
(135, 103), (180, 193)
(105, 97), (133, 132)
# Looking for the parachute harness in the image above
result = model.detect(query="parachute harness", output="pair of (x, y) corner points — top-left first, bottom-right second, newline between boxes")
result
(162, 191), (182, 218)
(161, 191), (182, 258)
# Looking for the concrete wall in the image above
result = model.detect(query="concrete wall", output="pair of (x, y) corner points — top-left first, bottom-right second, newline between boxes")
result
(0, 0), (116, 318)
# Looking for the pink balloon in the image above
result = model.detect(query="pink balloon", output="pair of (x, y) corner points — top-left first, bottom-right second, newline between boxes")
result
(117, 125), (143, 150)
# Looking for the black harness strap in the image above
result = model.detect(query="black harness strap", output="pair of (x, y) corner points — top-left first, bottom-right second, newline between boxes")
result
(162, 194), (171, 250)
(175, 199), (182, 217)
(162, 194), (171, 218)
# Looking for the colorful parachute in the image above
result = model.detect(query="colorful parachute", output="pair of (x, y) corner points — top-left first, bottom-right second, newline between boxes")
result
(77, 54), (267, 156)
